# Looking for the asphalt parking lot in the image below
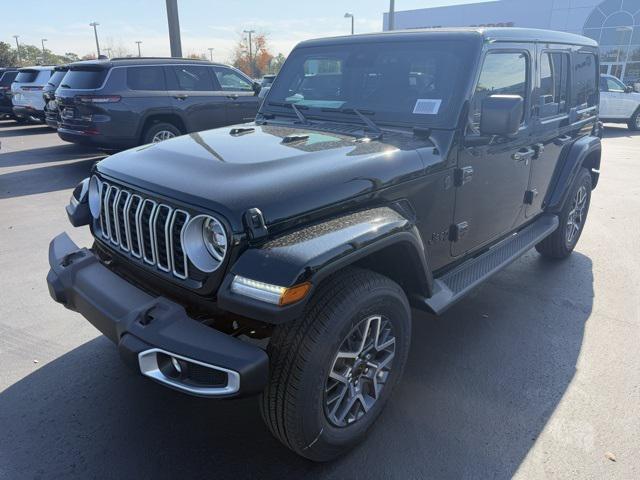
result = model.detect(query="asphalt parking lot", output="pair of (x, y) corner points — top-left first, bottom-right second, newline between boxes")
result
(0, 120), (638, 479)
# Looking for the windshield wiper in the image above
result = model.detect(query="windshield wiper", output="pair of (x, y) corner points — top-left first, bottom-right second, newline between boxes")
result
(60, 84), (71, 88)
(265, 101), (310, 124)
(321, 107), (383, 138)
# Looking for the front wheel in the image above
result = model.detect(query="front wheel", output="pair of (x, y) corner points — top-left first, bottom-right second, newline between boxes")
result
(260, 267), (411, 461)
(536, 168), (592, 259)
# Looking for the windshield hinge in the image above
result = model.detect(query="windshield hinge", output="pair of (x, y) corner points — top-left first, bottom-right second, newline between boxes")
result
(243, 208), (269, 241)
(449, 221), (469, 242)
(454, 166), (474, 187)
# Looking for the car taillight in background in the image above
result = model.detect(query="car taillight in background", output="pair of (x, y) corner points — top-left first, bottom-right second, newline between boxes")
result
(76, 95), (121, 104)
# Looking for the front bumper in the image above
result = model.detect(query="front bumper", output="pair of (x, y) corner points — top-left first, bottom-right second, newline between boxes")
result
(46, 232), (269, 398)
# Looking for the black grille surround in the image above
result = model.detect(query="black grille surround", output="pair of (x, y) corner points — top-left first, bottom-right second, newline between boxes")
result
(95, 180), (199, 282)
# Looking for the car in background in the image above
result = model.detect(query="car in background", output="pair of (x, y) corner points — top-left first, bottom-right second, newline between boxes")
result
(11, 66), (55, 122)
(258, 73), (276, 104)
(56, 57), (261, 149)
(43, 65), (69, 129)
(599, 74), (640, 130)
(0, 68), (19, 120)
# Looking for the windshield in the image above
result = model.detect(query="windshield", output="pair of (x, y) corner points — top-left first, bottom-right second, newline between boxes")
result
(60, 68), (108, 89)
(265, 39), (479, 128)
(48, 70), (68, 87)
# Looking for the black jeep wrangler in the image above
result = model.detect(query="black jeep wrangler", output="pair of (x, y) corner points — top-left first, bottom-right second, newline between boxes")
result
(47, 28), (601, 461)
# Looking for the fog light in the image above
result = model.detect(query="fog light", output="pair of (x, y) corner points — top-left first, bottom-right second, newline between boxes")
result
(171, 356), (183, 374)
(231, 276), (311, 306)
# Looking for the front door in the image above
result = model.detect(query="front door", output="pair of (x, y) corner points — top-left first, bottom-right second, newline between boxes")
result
(452, 48), (533, 257)
(212, 66), (260, 124)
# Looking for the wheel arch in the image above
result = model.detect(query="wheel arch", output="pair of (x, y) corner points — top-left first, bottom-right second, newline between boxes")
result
(138, 112), (187, 141)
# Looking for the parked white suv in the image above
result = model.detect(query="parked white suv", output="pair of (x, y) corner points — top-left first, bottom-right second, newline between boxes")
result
(10, 66), (54, 122)
(599, 74), (640, 131)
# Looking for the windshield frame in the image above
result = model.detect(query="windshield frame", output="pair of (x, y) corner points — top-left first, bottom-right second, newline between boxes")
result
(261, 37), (482, 130)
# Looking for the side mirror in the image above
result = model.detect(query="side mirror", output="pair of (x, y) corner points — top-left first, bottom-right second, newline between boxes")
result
(625, 85), (633, 93)
(479, 95), (524, 137)
(252, 81), (262, 96)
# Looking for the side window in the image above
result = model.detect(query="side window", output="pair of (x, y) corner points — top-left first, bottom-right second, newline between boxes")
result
(539, 52), (569, 118)
(571, 53), (597, 107)
(171, 65), (214, 91)
(471, 51), (528, 130)
(213, 67), (254, 92)
(606, 77), (626, 93)
(127, 66), (166, 91)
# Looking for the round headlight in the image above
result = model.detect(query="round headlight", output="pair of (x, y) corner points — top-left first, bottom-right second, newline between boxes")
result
(182, 215), (228, 272)
(88, 175), (102, 218)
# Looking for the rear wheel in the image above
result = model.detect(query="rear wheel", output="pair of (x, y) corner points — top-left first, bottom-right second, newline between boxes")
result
(536, 168), (592, 259)
(260, 267), (411, 461)
(142, 122), (181, 145)
(628, 109), (640, 131)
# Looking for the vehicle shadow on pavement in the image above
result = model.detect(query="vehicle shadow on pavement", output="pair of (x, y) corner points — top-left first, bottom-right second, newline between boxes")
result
(0, 144), (101, 168)
(0, 157), (103, 199)
(0, 124), (53, 138)
(0, 251), (593, 479)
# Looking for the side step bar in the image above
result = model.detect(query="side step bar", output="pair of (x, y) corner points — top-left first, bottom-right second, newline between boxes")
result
(419, 214), (559, 315)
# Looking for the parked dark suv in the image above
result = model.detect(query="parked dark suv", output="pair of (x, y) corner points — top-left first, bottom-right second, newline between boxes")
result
(48, 28), (601, 461)
(56, 57), (260, 148)
(43, 64), (69, 129)
(0, 68), (19, 120)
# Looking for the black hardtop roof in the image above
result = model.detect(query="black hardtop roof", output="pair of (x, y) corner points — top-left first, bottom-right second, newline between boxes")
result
(68, 57), (224, 70)
(297, 27), (598, 48)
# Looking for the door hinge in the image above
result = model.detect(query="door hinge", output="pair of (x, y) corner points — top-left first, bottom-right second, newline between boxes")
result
(454, 166), (474, 187)
(524, 188), (539, 205)
(243, 208), (268, 241)
(449, 221), (469, 242)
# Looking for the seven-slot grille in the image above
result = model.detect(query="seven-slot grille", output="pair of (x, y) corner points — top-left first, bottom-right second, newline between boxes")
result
(98, 182), (190, 279)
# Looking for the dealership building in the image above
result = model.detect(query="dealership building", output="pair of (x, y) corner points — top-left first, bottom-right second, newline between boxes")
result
(383, 0), (640, 83)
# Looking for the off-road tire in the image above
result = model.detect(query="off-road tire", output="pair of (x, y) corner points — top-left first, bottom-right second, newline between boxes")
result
(536, 167), (592, 259)
(259, 267), (411, 462)
(142, 122), (181, 145)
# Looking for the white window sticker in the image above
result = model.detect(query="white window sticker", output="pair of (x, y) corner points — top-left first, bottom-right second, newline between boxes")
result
(413, 99), (442, 115)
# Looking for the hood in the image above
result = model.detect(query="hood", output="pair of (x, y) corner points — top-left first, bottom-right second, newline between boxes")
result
(96, 123), (434, 233)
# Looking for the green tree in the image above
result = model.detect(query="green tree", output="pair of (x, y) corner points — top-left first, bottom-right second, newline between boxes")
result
(269, 53), (286, 73)
(0, 42), (18, 67)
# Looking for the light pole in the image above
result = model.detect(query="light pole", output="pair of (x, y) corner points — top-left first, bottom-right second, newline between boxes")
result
(41, 38), (48, 63)
(135, 41), (142, 57)
(388, 0), (395, 30)
(12, 35), (20, 65)
(208, 47), (214, 61)
(344, 13), (354, 35)
(105, 47), (112, 58)
(89, 22), (101, 57)
(243, 29), (255, 76)
(166, 0), (183, 57)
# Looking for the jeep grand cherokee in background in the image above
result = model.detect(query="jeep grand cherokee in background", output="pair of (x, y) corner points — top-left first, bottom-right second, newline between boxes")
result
(48, 28), (601, 461)
(43, 65), (69, 129)
(11, 66), (54, 122)
(599, 74), (640, 130)
(56, 57), (261, 148)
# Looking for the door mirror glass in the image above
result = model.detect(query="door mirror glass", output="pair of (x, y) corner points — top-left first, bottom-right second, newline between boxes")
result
(479, 95), (523, 137)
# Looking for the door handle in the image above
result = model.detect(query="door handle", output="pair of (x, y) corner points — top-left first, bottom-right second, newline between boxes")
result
(226, 94), (239, 100)
(173, 94), (188, 100)
(512, 147), (536, 162)
(554, 134), (573, 146)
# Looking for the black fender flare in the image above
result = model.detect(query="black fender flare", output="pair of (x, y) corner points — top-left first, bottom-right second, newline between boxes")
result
(545, 135), (601, 213)
(217, 206), (432, 324)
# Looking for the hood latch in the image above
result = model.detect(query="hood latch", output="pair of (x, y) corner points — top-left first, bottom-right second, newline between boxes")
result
(243, 208), (269, 241)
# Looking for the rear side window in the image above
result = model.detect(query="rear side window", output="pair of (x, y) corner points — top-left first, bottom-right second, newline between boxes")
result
(171, 65), (213, 91)
(0, 71), (18, 86)
(60, 69), (108, 89)
(471, 51), (529, 128)
(213, 67), (254, 92)
(48, 71), (68, 88)
(127, 66), (166, 91)
(14, 70), (38, 83)
(539, 52), (569, 117)
(571, 53), (597, 107)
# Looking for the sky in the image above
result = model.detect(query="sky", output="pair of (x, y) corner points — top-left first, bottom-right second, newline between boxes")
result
(1, 0), (489, 62)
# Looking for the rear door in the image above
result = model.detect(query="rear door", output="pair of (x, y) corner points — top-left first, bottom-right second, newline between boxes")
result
(166, 64), (227, 132)
(525, 47), (572, 218)
(452, 46), (534, 256)
(212, 66), (259, 124)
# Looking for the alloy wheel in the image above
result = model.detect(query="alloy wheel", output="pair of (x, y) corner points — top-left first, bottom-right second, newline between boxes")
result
(152, 130), (176, 143)
(566, 185), (588, 245)
(325, 315), (396, 427)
